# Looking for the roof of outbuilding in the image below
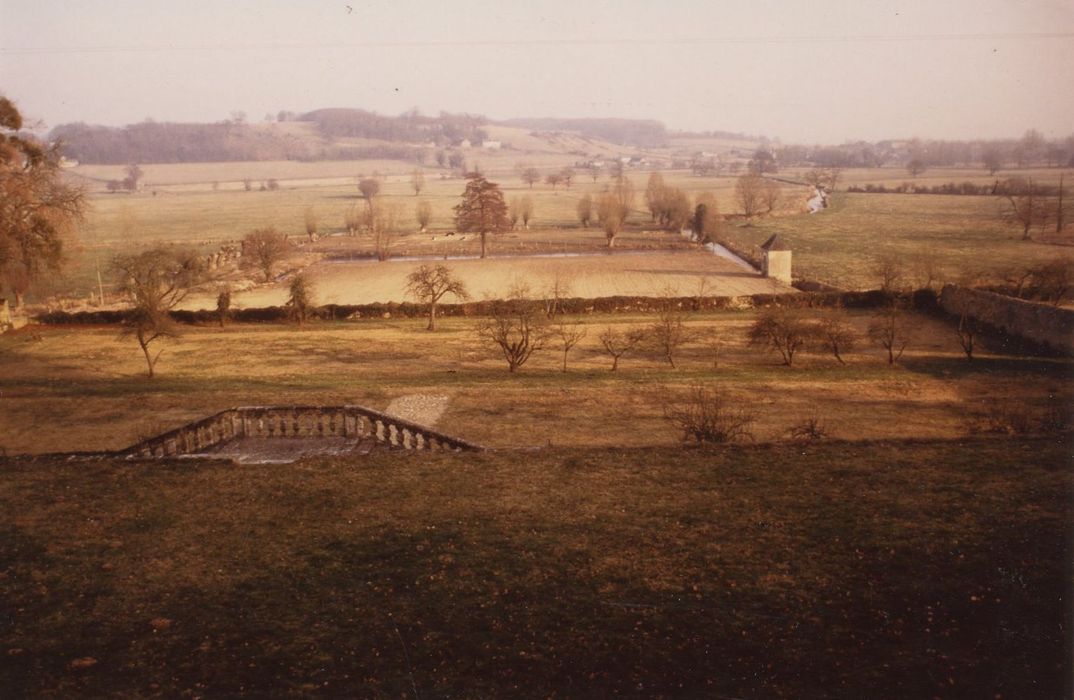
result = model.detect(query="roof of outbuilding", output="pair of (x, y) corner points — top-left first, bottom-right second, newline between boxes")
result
(760, 234), (791, 251)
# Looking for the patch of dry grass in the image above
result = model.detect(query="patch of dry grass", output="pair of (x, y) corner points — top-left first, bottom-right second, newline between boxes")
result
(0, 439), (1068, 696)
(0, 310), (1068, 454)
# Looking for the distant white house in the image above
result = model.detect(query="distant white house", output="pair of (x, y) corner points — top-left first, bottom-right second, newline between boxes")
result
(459, 139), (472, 149)
(482, 140), (502, 150)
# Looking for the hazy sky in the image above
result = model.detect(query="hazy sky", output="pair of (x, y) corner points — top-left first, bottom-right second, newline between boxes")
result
(1, 0), (1072, 143)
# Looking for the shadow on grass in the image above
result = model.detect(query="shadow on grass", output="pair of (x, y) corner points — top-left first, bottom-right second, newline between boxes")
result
(901, 354), (1074, 381)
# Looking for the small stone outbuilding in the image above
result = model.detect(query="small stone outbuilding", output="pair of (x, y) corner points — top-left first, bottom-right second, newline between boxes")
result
(760, 234), (793, 285)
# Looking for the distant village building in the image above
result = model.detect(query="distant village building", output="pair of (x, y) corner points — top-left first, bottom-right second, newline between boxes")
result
(458, 139), (472, 149)
(481, 140), (502, 150)
(760, 234), (793, 285)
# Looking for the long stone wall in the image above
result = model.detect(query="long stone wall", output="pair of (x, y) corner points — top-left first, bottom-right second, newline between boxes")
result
(122, 405), (483, 459)
(939, 284), (1074, 355)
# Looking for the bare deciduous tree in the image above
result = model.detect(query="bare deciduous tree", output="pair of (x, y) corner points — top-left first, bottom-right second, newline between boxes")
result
(304, 206), (319, 242)
(415, 200), (432, 233)
(955, 313), (978, 362)
(521, 167), (541, 189)
(649, 309), (692, 369)
(599, 326), (643, 371)
(241, 228), (290, 282)
(868, 303), (911, 365)
(872, 253), (905, 292)
(112, 247), (204, 377)
(405, 264), (468, 331)
(734, 173), (765, 218)
(410, 168), (425, 196)
(542, 271), (573, 320)
(906, 158), (927, 177)
(815, 310), (857, 365)
(1002, 177), (1048, 241)
(748, 308), (814, 366)
(597, 175), (634, 248)
(477, 296), (551, 373)
(343, 205), (362, 237)
(761, 178), (781, 214)
(576, 194), (593, 228)
(554, 320), (587, 372)
(545, 173), (563, 191)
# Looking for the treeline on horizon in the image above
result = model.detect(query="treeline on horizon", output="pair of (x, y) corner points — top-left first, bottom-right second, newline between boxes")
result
(45, 107), (1074, 170)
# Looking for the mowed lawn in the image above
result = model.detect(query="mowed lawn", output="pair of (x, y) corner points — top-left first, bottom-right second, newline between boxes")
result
(1, 310), (1069, 455)
(0, 440), (1069, 697)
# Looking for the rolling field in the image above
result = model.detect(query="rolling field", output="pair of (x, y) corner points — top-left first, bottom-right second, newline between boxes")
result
(44, 160), (1069, 305)
(1, 310), (1069, 455)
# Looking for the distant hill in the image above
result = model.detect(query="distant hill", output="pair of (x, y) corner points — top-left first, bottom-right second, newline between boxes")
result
(497, 118), (668, 148)
(50, 109), (492, 165)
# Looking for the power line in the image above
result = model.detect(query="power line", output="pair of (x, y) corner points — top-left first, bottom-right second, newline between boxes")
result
(2, 32), (1073, 55)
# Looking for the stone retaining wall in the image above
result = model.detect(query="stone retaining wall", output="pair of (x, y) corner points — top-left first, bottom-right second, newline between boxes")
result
(939, 284), (1074, 355)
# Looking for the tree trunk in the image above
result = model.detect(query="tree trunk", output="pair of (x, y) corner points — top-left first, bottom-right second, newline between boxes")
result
(12, 290), (24, 309)
(428, 302), (437, 331)
(138, 332), (155, 378)
(480, 232), (487, 259)
(562, 350), (568, 373)
(607, 234), (616, 248)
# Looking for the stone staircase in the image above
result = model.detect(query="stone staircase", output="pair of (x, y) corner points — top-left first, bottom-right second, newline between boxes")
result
(121, 405), (483, 462)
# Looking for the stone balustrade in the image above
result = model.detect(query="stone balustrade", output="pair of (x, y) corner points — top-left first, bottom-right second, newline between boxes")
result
(122, 404), (483, 459)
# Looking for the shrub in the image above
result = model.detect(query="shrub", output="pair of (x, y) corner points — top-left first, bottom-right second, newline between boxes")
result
(661, 384), (756, 444)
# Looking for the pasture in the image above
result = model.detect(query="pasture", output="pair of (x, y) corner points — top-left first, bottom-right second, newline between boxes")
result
(1, 309), (1069, 455)
(45, 161), (1069, 306)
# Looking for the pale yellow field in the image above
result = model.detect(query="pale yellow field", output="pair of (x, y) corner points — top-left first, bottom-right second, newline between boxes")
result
(181, 249), (790, 309)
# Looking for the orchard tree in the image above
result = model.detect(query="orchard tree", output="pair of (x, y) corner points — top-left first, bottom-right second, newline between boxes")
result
(477, 293), (551, 373)
(0, 97), (86, 307)
(748, 308), (814, 366)
(545, 173), (563, 191)
(112, 246), (204, 378)
(405, 263), (469, 331)
(454, 174), (510, 258)
(906, 158), (927, 177)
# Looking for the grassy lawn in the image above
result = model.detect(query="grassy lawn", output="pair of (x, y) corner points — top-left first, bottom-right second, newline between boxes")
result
(1, 311), (1069, 454)
(1, 439), (1069, 697)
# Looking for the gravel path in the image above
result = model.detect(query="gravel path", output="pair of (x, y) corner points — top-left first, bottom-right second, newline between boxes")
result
(384, 394), (451, 427)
